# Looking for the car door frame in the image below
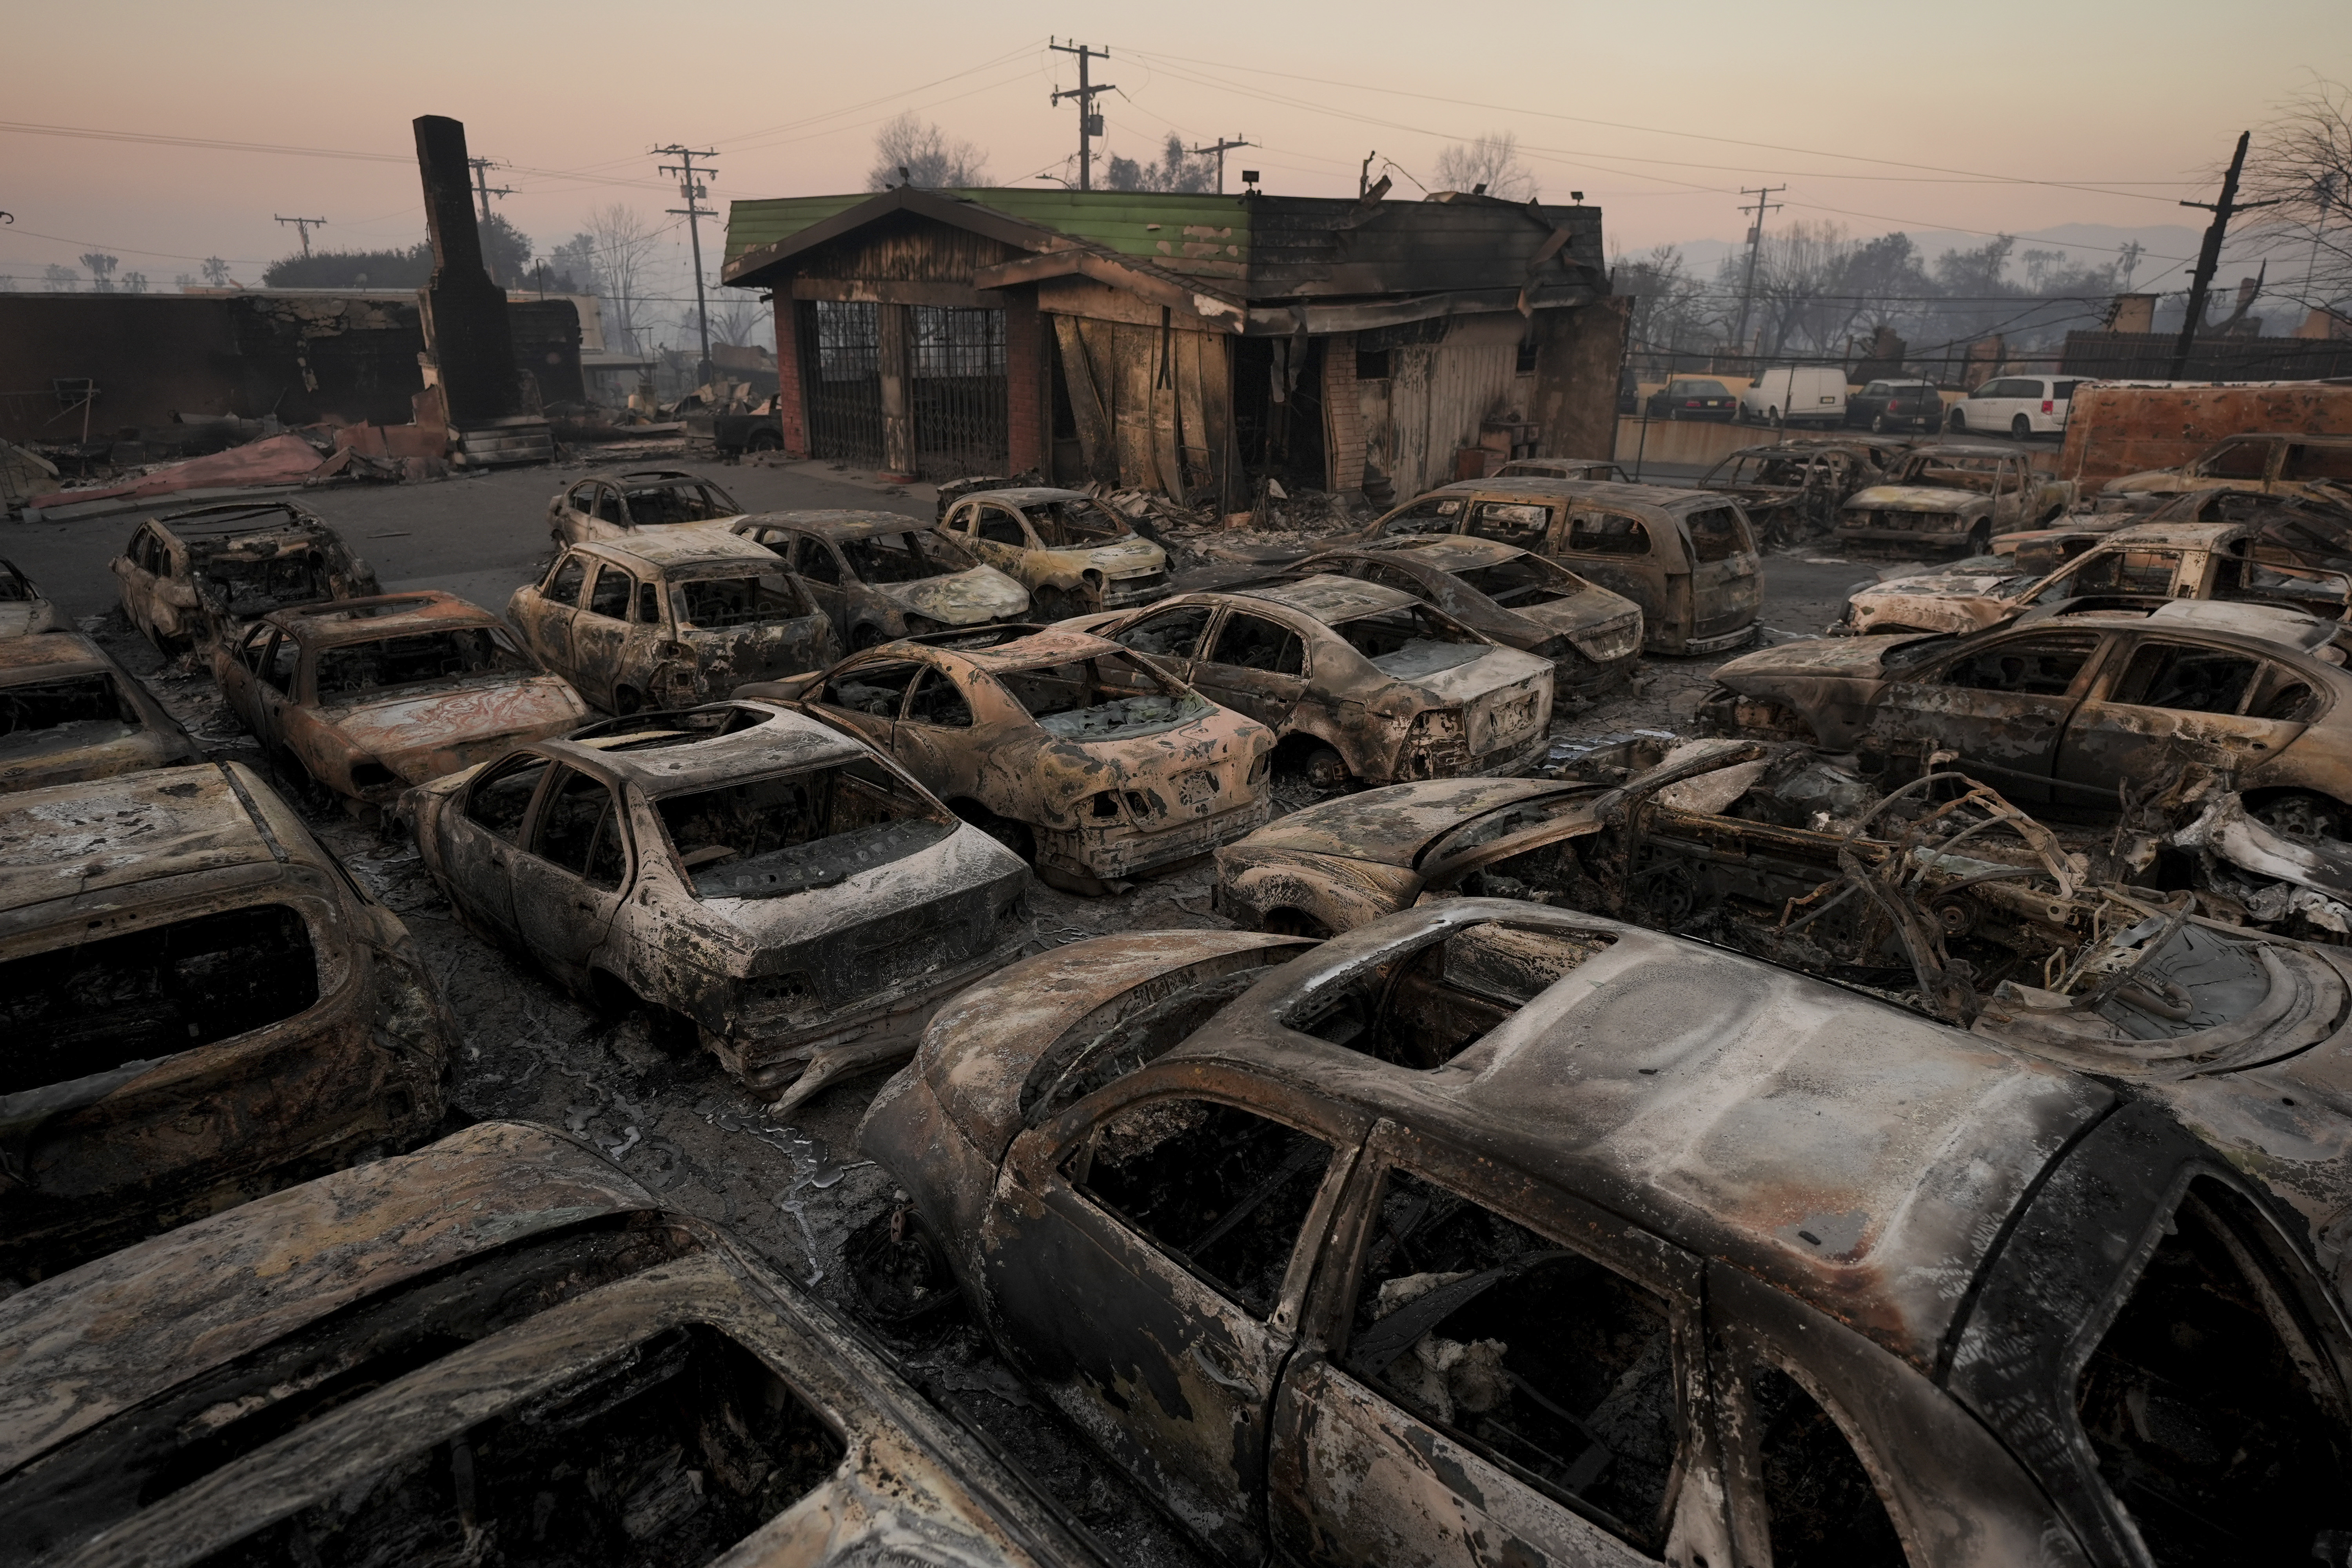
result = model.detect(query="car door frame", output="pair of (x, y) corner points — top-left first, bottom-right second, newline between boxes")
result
(1553, 500), (1677, 650)
(984, 1064), (1373, 1564)
(510, 761), (636, 990)
(1186, 604), (1314, 737)
(2051, 631), (2319, 809)
(1098, 598), (1217, 684)
(1269, 1116), (1722, 1568)
(572, 559), (640, 710)
(439, 748), (559, 946)
(1869, 626), (2113, 803)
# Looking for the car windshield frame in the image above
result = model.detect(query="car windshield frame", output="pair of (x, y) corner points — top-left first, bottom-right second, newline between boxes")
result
(306, 624), (539, 701)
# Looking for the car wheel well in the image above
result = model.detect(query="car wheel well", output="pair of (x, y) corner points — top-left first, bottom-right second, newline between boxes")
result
(612, 685), (645, 715)
(1272, 735), (1354, 791)
(949, 798), (1035, 861)
(2241, 789), (2352, 845)
(1259, 906), (1334, 939)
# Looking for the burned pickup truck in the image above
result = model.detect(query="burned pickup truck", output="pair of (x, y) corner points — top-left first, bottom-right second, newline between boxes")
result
(861, 900), (2352, 1565)
(1833, 443), (2074, 557)
(0, 761), (453, 1283)
(112, 501), (381, 653)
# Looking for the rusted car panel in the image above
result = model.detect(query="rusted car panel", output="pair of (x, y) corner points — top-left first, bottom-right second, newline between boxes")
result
(0, 1121), (1098, 1568)
(734, 510), (1030, 648)
(743, 627), (1275, 893)
(939, 486), (1172, 614)
(0, 630), (203, 792)
(408, 700), (1031, 1103)
(1068, 579), (1553, 789)
(110, 501), (381, 653)
(1285, 537), (1643, 696)
(209, 591), (591, 806)
(1492, 457), (1628, 482)
(548, 466), (747, 545)
(508, 532), (835, 713)
(1842, 519), (2352, 635)
(0, 761), (452, 1282)
(1695, 443), (1884, 546)
(1368, 477), (1762, 655)
(861, 901), (2346, 1564)
(1833, 445), (2073, 555)
(2100, 430), (2352, 507)
(0, 559), (61, 637)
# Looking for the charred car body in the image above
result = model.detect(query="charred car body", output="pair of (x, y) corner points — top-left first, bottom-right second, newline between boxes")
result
(937, 486), (1171, 616)
(861, 900), (2352, 1566)
(508, 532), (834, 715)
(1368, 477), (1762, 655)
(1694, 442), (1885, 546)
(548, 467), (746, 546)
(0, 630), (202, 792)
(1834, 443), (2074, 557)
(0, 560), (60, 637)
(212, 592), (590, 808)
(734, 511), (1029, 648)
(112, 501), (381, 653)
(1491, 457), (1629, 482)
(0, 1120), (1097, 1568)
(0, 761), (453, 1283)
(1073, 578), (1553, 789)
(746, 627), (1274, 894)
(2100, 431), (2352, 510)
(408, 700), (1031, 1102)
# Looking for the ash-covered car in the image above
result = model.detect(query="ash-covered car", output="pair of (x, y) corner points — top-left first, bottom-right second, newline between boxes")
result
(408, 699), (1031, 1103)
(508, 532), (835, 714)
(212, 592), (590, 808)
(2100, 431), (2352, 510)
(1693, 442), (1886, 546)
(937, 486), (1171, 615)
(1842, 518), (2352, 636)
(1071, 577), (1554, 789)
(0, 629), (203, 791)
(734, 510), (1029, 648)
(0, 1120), (1098, 1568)
(547, 466), (746, 546)
(0, 761), (452, 1283)
(111, 500), (381, 653)
(860, 900), (2352, 1566)
(745, 627), (1273, 895)
(1833, 443), (2075, 556)
(0, 559), (61, 637)
(1278, 537), (1642, 695)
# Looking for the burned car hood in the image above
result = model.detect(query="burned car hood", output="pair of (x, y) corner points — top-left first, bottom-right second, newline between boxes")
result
(1845, 484), (1996, 515)
(877, 568), (1030, 625)
(319, 675), (589, 782)
(1234, 777), (1579, 868)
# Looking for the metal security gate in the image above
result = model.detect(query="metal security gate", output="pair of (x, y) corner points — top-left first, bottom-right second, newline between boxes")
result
(800, 300), (884, 465)
(910, 305), (1007, 479)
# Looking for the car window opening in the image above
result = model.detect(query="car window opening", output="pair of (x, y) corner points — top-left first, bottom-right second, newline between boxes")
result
(1454, 556), (1580, 608)
(578, 706), (775, 752)
(1747, 1363), (1910, 1566)
(0, 904), (319, 1094)
(1114, 607), (1213, 659)
(675, 575), (805, 631)
(465, 757), (551, 841)
(1024, 499), (1130, 546)
(825, 661), (922, 717)
(189, 1325), (843, 1568)
(657, 759), (952, 900)
(1336, 604), (1485, 681)
(0, 673), (143, 755)
(1289, 923), (1615, 1068)
(1020, 963), (1290, 1125)
(1383, 497), (1466, 537)
(1067, 1098), (1332, 1319)
(999, 656), (1210, 740)
(1346, 1168), (1679, 1549)
(0, 564), (40, 601)
(200, 552), (331, 618)
(1684, 507), (1752, 563)
(2074, 1180), (2352, 1566)
(623, 481), (737, 524)
(313, 629), (535, 699)
(840, 531), (971, 584)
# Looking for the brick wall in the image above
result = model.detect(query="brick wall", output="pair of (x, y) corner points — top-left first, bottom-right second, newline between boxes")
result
(772, 298), (810, 459)
(1005, 288), (1043, 474)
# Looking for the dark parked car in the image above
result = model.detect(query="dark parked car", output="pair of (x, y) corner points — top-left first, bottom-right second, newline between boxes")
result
(1641, 376), (1737, 421)
(1844, 379), (1946, 434)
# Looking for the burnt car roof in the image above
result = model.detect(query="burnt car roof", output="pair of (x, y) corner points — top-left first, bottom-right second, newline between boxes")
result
(149, 500), (330, 538)
(267, 590), (502, 645)
(1428, 476), (1727, 516)
(0, 628), (113, 681)
(0, 760), (313, 913)
(570, 531), (787, 573)
(1322, 536), (1529, 572)
(1230, 573), (1425, 624)
(552, 699), (871, 793)
(935, 626), (1126, 671)
(2077, 519), (2253, 550)
(956, 487), (1096, 508)
(1902, 443), (2024, 461)
(739, 509), (930, 538)
(613, 468), (713, 484)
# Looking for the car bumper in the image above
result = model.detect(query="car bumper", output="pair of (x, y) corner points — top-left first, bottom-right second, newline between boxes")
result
(1680, 622), (1759, 655)
(1041, 794), (1273, 880)
(1835, 524), (1981, 553)
(1098, 575), (1171, 609)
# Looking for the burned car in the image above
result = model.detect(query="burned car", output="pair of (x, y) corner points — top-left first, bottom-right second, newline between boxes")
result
(1368, 477), (1761, 655)
(1279, 537), (1643, 695)
(937, 486), (1171, 615)
(1834, 443), (2074, 556)
(861, 900), (2352, 1565)
(0, 1120), (1096, 1568)
(734, 510), (1029, 648)
(508, 532), (834, 714)
(408, 699), (1030, 1102)
(547, 466), (746, 546)
(746, 627), (1273, 894)
(0, 761), (452, 1283)
(1842, 518), (2352, 635)
(2100, 430), (2352, 509)
(0, 559), (60, 636)
(1693, 442), (1884, 546)
(112, 500), (381, 653)
(212, 592), (590, 808)
(1071, 577), (1553, 789)
(0, 629), (202, 792)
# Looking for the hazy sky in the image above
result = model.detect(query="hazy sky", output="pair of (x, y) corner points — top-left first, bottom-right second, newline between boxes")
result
(5, 0), (2343, 300)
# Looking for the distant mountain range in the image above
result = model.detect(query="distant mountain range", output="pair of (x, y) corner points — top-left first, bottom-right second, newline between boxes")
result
(1630, 222), (2314, 296)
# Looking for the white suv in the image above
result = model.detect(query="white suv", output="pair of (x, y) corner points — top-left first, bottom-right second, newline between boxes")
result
(1948, 375), (2080, 439)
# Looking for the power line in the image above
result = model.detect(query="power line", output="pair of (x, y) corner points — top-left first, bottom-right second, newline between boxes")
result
(272, 215), (327, 258)
(1049, 39), (1115, 191)
(1189, 134), (1253, 195)
(653, 145), (719, 384)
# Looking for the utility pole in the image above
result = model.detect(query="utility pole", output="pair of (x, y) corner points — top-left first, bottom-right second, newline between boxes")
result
(465, 157), (513, 224)
(1730, 185), (1784, 359)
(1190, 134), (1253, 196)
(2170, 131), (2279, 380)
(1049, 40), (1113, 191)
(274, 215), (327, 258)
(655, 145), (719, 387)
(1361, 150), (1379, 197)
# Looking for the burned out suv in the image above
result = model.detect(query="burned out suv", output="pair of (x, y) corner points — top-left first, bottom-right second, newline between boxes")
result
(112, 501), (381, 653)
(862, 900), (2352, 1566)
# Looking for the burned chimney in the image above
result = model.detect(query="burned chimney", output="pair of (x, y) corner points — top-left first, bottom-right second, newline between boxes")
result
(414, 114), (520, 430)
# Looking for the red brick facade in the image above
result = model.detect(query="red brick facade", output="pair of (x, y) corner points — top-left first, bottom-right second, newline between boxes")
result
(1004, 287), (1043, 475)
(771, 298), (810, 459)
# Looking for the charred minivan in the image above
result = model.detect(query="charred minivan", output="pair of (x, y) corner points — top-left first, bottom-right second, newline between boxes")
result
(0, 762), (453, 1282)
(1369, 477), (1761, 654)
(112, 501), (381, 653)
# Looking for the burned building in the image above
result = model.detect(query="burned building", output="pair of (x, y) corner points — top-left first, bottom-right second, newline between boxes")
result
(720, 186), (1624, 507)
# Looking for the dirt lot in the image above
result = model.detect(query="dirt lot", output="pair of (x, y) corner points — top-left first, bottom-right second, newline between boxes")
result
(31, 450), (1904, 1564)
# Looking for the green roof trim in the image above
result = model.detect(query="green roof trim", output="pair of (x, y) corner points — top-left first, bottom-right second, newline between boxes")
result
(723, 189), (1254, 281)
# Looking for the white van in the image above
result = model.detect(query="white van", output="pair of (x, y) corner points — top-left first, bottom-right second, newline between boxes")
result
(1949, 375), (2080, 439)
(1737, 367), (1846, 427)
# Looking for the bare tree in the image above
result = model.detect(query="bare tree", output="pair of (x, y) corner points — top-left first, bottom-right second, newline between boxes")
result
(1613, 245), (1720, 374)
(586, 205), (662, 354)
(120, 271), (149, 294)
(866, 113), (989, 191)
(42, 264), (78, 292)
(1432, 132), (1537, 201)
(708, 294), (770, 348)
(2238, 78), (2352, 312)
(78, 253), (118, 293)
(1104, 134), (1216, 193)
